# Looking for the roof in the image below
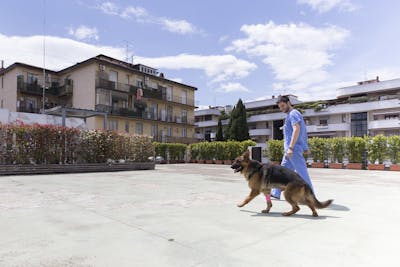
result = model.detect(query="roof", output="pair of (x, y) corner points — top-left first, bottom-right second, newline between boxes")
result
(337, 78), (400, 98)
(1, 54), (198, 91)
(59, 54), (198, 90)
(0, 62), (57, 75)
(244, 95), (302, 110)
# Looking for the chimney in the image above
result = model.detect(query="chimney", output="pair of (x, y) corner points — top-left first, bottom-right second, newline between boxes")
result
(159, 72), (164, 78)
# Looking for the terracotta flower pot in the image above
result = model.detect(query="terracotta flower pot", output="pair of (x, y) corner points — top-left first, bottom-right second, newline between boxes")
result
(224, 160), (233, 165)
(205, 160), (213, 164)
(311, 162), (325, 168)
(368, 164), (385, 170)
(271, 161), (281, 166)
(214, 160), (223, 164)
(346, 163), (362, 170)
(390, 164), (400, 171)
(329, 163), (343, 169)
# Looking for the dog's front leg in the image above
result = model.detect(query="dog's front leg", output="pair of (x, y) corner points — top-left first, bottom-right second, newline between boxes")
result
(237, 190), (259, 208)
(261, 188), (272, 213)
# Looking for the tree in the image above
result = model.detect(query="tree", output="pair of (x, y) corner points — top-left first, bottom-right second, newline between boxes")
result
(228, 99), (249, 141)
(216, 119), (224, 141)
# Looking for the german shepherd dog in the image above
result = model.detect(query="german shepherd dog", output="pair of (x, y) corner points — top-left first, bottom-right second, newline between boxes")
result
(231, 151), (333, 217)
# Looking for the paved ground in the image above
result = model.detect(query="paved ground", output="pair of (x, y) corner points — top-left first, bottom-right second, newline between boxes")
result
(0, 164), (399, 267)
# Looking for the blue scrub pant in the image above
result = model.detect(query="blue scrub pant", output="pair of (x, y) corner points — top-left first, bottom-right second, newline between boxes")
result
(271, 149), (314, 199)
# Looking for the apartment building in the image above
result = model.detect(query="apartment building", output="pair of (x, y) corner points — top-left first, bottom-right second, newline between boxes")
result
(0, 55), (197, 143)
(194, 105), (232, 141)
(245, 77), (400, 147)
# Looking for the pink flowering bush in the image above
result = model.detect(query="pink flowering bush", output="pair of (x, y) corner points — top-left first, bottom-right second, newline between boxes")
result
(0, 123), (154, 164)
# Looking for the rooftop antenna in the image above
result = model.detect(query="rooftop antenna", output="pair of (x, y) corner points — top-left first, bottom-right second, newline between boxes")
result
(42, 0), (46, 113)
(122, 40), (134, 62)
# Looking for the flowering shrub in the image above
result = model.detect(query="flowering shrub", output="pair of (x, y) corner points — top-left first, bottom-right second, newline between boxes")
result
(0, 123), (154, 164)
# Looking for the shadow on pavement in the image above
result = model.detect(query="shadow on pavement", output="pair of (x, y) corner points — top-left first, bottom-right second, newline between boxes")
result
(325, 203), (350, 211)
(240, 209), (340, 220)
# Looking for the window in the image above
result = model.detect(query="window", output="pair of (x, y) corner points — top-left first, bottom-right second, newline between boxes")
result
(351, 112), (367, 137)
(166, 86), (172, 101)
(27, 73), (38, 84)
(125, 74), (130, 85)
(182, 128), (187, 137)
(108, 120), (118, 131)
(151, 124), (157, 137)
(204, 115), (212, 121)
(181, 109), (187, 123)
(342, 114), (346, 123)
(109, 70), (118, 89)
(319, 119), (328, 126)
(167, 127), (172, 137)
(96, 89), (111, 105)
(167, 106), (173, 122)
(136, 79), (143, 87)
(125, 121), (129, 133)
(135, 123), (143, 135)
(181, 90), (187, 105)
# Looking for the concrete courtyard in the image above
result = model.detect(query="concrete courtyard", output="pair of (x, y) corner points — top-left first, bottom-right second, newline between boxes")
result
(0, 164), (399, 267)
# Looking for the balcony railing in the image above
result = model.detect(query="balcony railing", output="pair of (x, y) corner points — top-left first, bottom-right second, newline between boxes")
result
(368, 119), (400, 130)
(249, 128), (272, 136)
(17, 81), (73, 97)
(95, 105), (194, 125)
(96, 78), (195, 106)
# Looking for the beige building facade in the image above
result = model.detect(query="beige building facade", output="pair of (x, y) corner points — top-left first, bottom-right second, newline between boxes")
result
(0, 55), (197, 143)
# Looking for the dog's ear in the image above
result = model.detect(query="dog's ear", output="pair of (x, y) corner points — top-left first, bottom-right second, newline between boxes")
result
(243, 150), (250, 160)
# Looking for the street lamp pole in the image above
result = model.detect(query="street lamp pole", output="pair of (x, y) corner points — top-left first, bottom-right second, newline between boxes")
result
(42, 0), (46, 113)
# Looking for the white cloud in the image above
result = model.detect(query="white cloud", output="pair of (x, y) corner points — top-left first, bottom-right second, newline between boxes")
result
(160, 19), (197, 34)
(98, 1), (119, 15)
(0, 33), (255, 94)
(68, 25), (99, 41)
(297, 0), (357, 13)
(134, 54), (257, 83)
(227, 21), (349, 98)
(217, 82), (250, 93)
(97, 1), (198, 34)
(218, 35), (229, 43)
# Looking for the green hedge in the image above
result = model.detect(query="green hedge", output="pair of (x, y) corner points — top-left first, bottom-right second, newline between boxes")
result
(188, 140), (256, 160)
(0, 124), (154, 164)
(266, 136), (400, 164)
(266, 140), (284, 162)
(154, 142), (187, 161)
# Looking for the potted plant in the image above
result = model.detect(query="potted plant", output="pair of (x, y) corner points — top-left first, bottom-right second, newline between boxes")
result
(388, 136), (400, 171)
(266, 140), (284, 165)
(214, 142), (225, 164)
(367, 135), (387, 170)
(345, 137), (367, 169)
(328, 137), (344, 169)
(309, 137), (325, 168)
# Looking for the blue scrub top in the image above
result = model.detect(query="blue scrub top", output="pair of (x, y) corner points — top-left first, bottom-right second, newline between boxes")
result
(283, 109), (309, 152)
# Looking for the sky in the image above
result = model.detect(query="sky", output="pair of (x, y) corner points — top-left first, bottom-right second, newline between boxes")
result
(1, 0), (400, 109)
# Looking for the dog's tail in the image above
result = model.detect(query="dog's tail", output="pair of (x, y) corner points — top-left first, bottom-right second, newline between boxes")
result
(313, 195), (333, 209)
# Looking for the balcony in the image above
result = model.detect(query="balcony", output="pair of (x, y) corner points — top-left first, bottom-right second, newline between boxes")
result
(249, 128), (272, 136)
(17, 81), (44, 95)
(306, 123), (350, 133)
(368, 119), (400, 130)
(18, 81), (73, 97)
(95, 105), (194, 125)
(195, 120), (219, 128)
